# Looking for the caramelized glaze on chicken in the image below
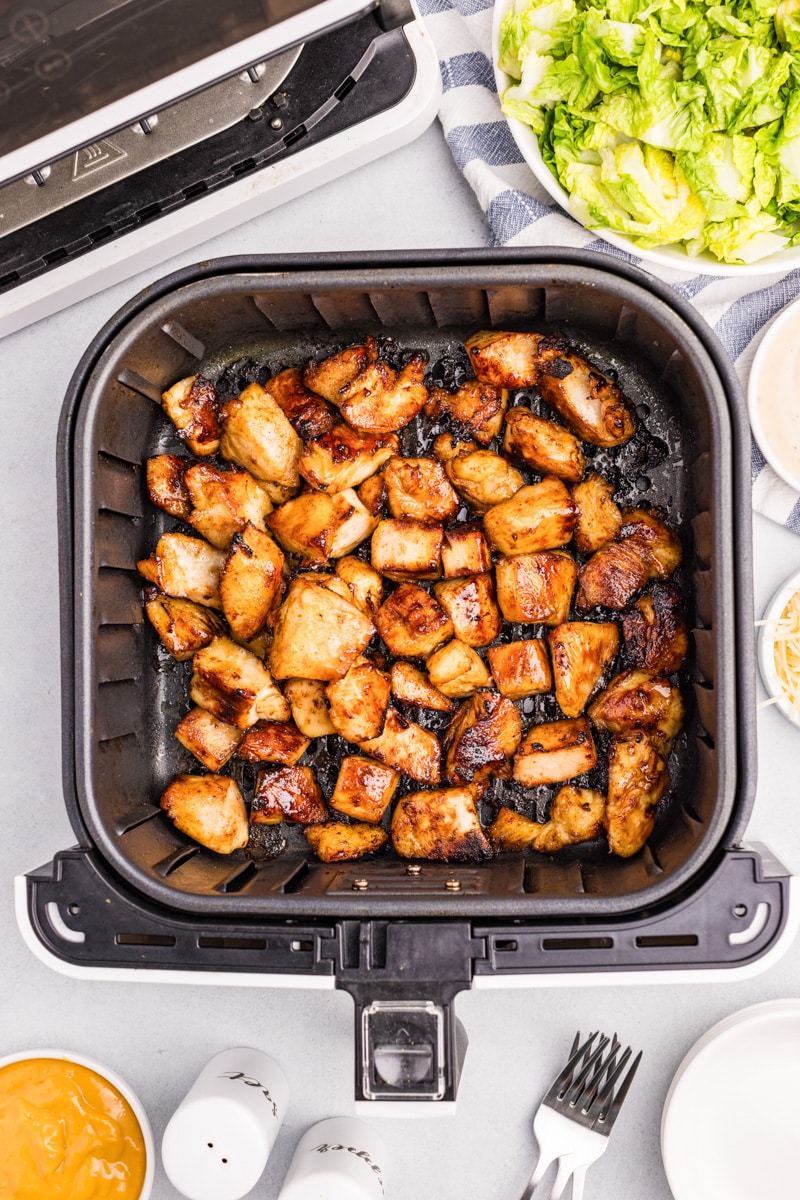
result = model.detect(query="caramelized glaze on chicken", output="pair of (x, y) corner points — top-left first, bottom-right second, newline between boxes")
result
(548, 621), (620, 718)
(622, 583), (688, 675)
(605, 732), (669, 857)
(444, 690), (522, 785)
(588, 670), (685, 751)
(392, 787), (492, 862)
(577, 508), (682, 612)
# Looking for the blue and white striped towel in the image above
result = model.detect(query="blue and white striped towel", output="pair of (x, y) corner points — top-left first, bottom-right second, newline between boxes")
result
(417, 0), (800, 533)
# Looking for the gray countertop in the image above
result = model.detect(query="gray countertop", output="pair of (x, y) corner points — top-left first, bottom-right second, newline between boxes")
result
(3, 121), (800, 1200)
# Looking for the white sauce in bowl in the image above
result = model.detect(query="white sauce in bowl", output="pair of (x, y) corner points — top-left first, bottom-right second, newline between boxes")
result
(748, 297), (800, 492)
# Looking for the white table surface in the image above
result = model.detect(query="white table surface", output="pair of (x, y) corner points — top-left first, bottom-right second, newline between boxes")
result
(3, 122), (800, 1200)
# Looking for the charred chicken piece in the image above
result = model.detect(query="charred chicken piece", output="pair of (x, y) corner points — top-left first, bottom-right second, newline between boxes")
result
(571, 473), (622, 554)
(487, 639), (552, 699)
(495, 551), (578, 626)
(577, 509), (682, 612)
(143, 588), (225, 660)
(444, 449), (525, 513)
(444, 689), (522, 785)
(184, 463), (273, 549)
(252, 765), (327, 825)
(146, 454), (191, 520)
(513, 718), (597, 787)
(338, 348), (430, 433)
(263, 367), (337, 440)
(138, 532), (226, 609)
(359, 708), (441, 784)
(537, 344), (636, 447)
(191, 637), (290, 729)
(220, 524), (284, 642)
(384, 456), (460, 523)
(390, 661), (456, 712)
(161, 374), (221, 457)
(622, 582), (688, 675)
(303, 343), (370, 403)
(329, 756), (400, 823)
(237, 720), (311, 765)
(440, 524), (492, 579)
(335, 556), (384, 617)
(427, 639), (492, 698)
(284, 678), (336, 737)
(605, 732), (669, 857)
(174, 707), (243, 771)
(483, 477), (577, 556)
(269, 576), (375, 681)
(375, 584), (453, 658)
(161, 774), (248, 854)
(304, 821), (389, 862)
(433, 574), (503, 648)
(219, 383), (303, 494)
(357, 470), (386, 516)
(326, 661), (392, 743)
(502, 407), (586, 483)
(392, 786), (492, 862)
(298, 425), (399, 492)
(548, 621), (620, 718)
(489, 786), (606, 853)
(426, 380), (509, 445)
(588, 669), (685, 752)
(371, 518), (443, 582)
(465, 330), (547, 388)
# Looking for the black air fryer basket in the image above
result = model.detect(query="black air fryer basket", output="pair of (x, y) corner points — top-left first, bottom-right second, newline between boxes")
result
(27, 249), (790, 1104)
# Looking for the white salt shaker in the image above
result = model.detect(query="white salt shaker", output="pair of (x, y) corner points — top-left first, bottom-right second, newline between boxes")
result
(161, 1047), (288, 1200)
(277, 1116), (388, 1200)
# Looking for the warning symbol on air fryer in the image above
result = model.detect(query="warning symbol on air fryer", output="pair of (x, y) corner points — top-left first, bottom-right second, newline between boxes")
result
(72, 140), (127, 180)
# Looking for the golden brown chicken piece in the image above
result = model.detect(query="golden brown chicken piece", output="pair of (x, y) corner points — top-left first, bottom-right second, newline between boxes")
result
(502, 408), (586, 483)
(432, 432), (479, 463)
(183, 463), (273, 549)
(298, 425), (399, 492)
(359, 708), (441, 783)
(371, 519), (443, 582)
(237, 720), (311, 765)
(143, 588), (225, 660)
(328, 490), (379, 557)
(263, 367), (337, 439)
(433, 574), (503, 648)
(577, 509), (682, 612)
(605, 732), (669, 857)
(284, 678), (336, 737)
(440, 524), (492, 578)
(622, 583), (688, 675)
(219, 383), (303, 493)
(266, 490), (340, 562)
(444, 449), (525, 513)
(426, 380), (509, 445)
(146, 454), (191, 520)
(495, 551), (578, 626)
(465, 330), (547, 388)
(571, 473), (622, 554)
(335, 556), (384, 617)
(252, 765), (327, 825)
(588, 670), (685, 751)
(161, 774), (248, 854)
(269, 576), (376, 681)
(383, 457), (460, 523)
(390, 661), (456, 712)
(392, 787), (491, 862)
(483, 478), (577, 556)
(220, 524), (284, 642)
(304, 343), (371, 403)
(530, 786), (606, 853)
(513, 718), (597, 787)
(174, 707), (244, 771)
(191, 637), (290, 729)
(357, 470), (386, 516)
(444, 690), (522, 785)
(427, 640), (492, 698)
(375, 584), (453, 658)
(339, 350), (430, 433)
(298, 571), (354, 602)
(138, 533), (226, 609)
(326, 661), (392, 743)
(487, 639), (552, 699)
(488, 806), (542, 852)
(304, 821), (389, 862)
(329, 756), (400, 823)
(161, 375), (221, 457)
(548, 621), (620, 718)
(537, 345), (636, 447)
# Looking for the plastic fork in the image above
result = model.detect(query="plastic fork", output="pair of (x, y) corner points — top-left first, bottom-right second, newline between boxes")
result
(518, 1031), (642, 1200)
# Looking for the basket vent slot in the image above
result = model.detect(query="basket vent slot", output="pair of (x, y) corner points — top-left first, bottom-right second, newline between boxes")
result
(113, 805), (161, 836)
(153, 846), (199, 876)
(116, 932), (177, 946)
(197, 936), (268, 950)
(310, 290), (378, 331)
(117, 368), (162, 403)
(541, 937), (613, 951)
(635, 934), (698, 948)
(252, 291), (321, 330)
(161, 320), (206, 360)
(215, 862), (259, 894)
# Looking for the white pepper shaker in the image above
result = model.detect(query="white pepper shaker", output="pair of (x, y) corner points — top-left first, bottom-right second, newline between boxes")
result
(161, 1047), (288, 1200)
(277, 1116), (388, 1200)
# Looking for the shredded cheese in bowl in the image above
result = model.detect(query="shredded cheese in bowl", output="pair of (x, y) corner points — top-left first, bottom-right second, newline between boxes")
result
(758, 573), (800, 728)
(772, 592), (800, 714)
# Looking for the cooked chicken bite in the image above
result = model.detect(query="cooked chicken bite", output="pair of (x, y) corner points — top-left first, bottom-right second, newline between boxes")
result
(338, 349), (429, 433)
(266, 489), (339, 563)
(219, 383), (302, 492)
(237, 720), (310, 765)
(427, 639), (492, 698)
(495, 551), (578, 626)
(161, 774), (248, 854)
(357, 470), (386, 516)
(440, 524), (492, 578)
(391, 787), (491, 862)
(220, 524), (284, 642)
(433, 574), (503, 648)
(184, 463), (273, 549)
(548, 621), (620, 718)
(326, 661), (391, 743)
(513, 718), (597, 787)
(263, 367), (337, 439)
(487, 639), (552, 699)
(138, 532), (225, 608)
(335, 556), (384, 616)
(606, 732), (669, 857)
(572, 473), (622, 554)
(304, 343), (370, 403)
(298, 571), (354, 602)
(161, 374), (221, 457)
(146, 454), (191, 519)
(465, 330), (546, 388)
(191, 637), (290, 729)
(577, 509), (682, 612)
(329, 756), (399, 823)
(483, 478), (576, 556)
(444, 690), (522, 785)
(529, 786), (606, 853)
(445, 449), (525, 513)
(143, 588), (225, 660)
(588, 670), (685, 751)
(252, 765), (326, 825)
(432, 432), (479, 463)
(371, 519), (443, 582)
(359, 708), (441, 783)
(269, 576), (375, 681)
(328, 490), (379, 557)
(375, 584), (453, 658)
(622, 582), (688, 675)
(298, 425), (399, 492)
(304, 821), (389, 862)
(174, 707), (243, 770)
(537, 345), (636, 447)
(390, 661), (456, 712)
(426, 380), (509, 445)
(488, 806), (542, 852)
(284, 678), (336, 737)
(503, 408), (586, 483)
(384, 456), (460, 523)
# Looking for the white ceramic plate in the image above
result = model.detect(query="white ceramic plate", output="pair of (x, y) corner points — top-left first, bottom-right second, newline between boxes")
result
(757, 568), (800, 730)
(491, 0), (800, 277)
(661, 1000), (800, 1199)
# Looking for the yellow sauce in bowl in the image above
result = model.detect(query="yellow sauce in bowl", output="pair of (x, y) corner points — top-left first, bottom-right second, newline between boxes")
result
(0, 1057), (148, 1199)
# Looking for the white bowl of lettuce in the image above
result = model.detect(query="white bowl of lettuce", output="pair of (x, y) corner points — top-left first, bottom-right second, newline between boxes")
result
(493, 0), (800, 274)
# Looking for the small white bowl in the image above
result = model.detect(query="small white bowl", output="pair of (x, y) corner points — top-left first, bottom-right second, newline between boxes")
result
(747, 296), (800, 494)
(0, 1048), (154, 1199)
(757, 569), (800, 730)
